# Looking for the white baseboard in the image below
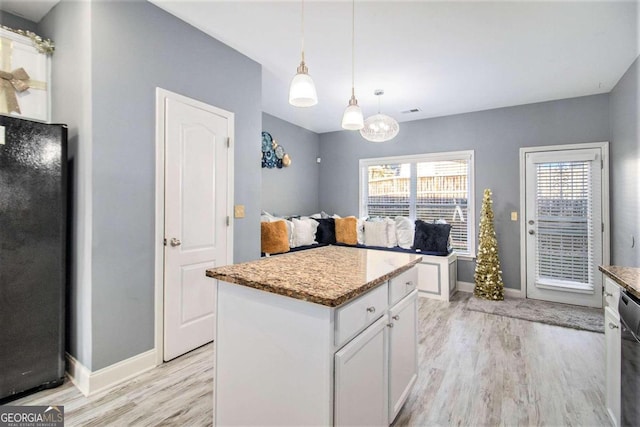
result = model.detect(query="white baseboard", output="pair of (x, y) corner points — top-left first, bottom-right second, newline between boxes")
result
(66, 349), (158, 396)
(457, 281), (524, 298)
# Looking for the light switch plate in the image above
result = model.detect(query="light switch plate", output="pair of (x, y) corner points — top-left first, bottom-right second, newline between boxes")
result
(0, 125), (5, 145)
(511, 211), (518, 221)
(234, 205), (245, 218)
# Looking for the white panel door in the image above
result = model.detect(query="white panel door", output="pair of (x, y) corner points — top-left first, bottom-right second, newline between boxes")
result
(524, 147), (604, 307)
(164, 96), (231, 361)
(334, 315), (389, 427)
(389, 291), (418, 423)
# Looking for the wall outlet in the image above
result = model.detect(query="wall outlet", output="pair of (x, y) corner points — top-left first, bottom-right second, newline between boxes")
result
(234, 205), (245, 218)
(510, 211), (518, 221)
(0, 125), (5, 145)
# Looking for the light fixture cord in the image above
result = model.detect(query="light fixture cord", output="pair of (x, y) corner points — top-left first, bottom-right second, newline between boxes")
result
(301, 0), (305, 63)
(351, 0), (355, 97)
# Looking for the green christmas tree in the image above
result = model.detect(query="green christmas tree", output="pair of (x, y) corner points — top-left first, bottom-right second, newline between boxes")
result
(474, 189), (504, 301)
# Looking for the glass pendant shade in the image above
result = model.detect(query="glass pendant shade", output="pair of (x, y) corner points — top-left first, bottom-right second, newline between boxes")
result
(360, 114), (399, 142)
(289, 61), (318, 107)
(341, 95), (364, 130)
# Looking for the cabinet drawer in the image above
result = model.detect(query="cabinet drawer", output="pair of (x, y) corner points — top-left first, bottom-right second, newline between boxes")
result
(604, 277), (621, 314)
(335, 283), (388, 348)
(389, 267), (417, 306)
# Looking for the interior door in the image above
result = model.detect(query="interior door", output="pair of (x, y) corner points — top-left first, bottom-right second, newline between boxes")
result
(163, 96), (231, 361)
(524, 147), (604, 308)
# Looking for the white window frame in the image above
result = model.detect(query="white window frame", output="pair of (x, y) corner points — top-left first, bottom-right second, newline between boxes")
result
(359, 150), (475, 258)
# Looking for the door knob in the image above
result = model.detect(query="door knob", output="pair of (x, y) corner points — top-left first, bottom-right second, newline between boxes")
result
(528, 220), (535, 225)
(392, 315), (400, 321)
(170, 238), (181, 247)
(528, 230), (535, 235)
(366, 306), (375, 313)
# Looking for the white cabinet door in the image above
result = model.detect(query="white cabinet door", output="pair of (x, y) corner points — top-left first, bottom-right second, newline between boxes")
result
(605, 306), (621, 427)
(335, 315), (389, 427)
(389, 290), (418, 423)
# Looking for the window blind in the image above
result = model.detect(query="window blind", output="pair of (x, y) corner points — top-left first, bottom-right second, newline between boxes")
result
(535, 161), (593, 290)
(366, 164), (410, 217)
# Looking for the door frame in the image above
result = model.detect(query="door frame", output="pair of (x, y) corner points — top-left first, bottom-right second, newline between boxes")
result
(519, 141), (610, 299)
(153, 88), (234, 365)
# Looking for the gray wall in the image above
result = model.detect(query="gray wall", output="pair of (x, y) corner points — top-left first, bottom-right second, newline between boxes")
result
(319, 94), (611, 289)
(88, 1), (261, 370)
(39, 0), (93, 368)
(0, 11), (39, 32)
(41, 0), (262, 370)
(262, 113), (320, 216)
(610, 56), (640, 267)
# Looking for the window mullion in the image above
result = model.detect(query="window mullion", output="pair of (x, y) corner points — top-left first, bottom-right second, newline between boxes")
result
(409, 162), (417, 220)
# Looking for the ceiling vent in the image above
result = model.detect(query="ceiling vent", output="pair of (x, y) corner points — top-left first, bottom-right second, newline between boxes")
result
(401, 108), (421, 114)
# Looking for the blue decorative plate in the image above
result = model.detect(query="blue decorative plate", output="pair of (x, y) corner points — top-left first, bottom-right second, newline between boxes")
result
(261, 132), (273, 152)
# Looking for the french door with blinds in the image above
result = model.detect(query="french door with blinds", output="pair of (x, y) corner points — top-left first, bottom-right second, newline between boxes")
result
(522, 144), (609, 308)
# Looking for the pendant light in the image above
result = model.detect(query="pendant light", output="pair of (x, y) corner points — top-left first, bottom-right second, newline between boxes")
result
(341, 0), (364, 130)
(360, 90), (400, 142)
(289, 0), (318, 107)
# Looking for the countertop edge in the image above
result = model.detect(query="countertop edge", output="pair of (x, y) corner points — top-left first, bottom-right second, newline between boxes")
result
(207, 256), (422, 308)
(599, 265), (640, 299)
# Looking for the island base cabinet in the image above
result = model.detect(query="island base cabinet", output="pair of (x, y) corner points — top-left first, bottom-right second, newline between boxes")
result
(389, 291), (418, 423)
(335, 315), (389, 427)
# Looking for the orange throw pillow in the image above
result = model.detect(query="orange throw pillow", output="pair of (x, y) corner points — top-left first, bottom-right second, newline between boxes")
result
(335, 216), (358, 245)
(261, 220), (290, 254)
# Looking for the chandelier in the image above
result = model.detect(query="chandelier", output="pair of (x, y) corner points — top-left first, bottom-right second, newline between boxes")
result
(359, 90), (399, 142)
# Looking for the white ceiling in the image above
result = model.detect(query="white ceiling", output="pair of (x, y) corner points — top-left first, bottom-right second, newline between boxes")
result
(1, 0), (58, 23)
(5, 1), (639, 134)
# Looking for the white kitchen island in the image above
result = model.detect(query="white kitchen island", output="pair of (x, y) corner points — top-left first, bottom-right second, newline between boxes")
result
(206, 245), (422, 426)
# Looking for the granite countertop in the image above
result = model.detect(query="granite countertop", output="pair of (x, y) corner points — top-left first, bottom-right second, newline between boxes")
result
(599, 265), (640, 299)
(206, 245), (422, 307)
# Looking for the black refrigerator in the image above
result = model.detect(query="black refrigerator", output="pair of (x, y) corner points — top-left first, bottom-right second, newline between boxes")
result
(0, 115), (67, 401)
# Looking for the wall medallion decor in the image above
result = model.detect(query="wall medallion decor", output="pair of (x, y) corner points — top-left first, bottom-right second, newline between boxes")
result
(262, 131), (291, 169)
(0, 26), (53, 122)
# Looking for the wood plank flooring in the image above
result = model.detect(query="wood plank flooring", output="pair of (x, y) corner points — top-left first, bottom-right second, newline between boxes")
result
(11, 292), (609, 426)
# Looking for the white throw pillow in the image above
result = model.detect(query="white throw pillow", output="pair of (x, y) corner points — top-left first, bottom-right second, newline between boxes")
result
(356, 218), (366, 245)
(292, 217), (319, 247)
(310, 212), (323, 219)
(395, 216), (415, 249)
(385, 218), (398, 248)
(364, 221), (389, 247)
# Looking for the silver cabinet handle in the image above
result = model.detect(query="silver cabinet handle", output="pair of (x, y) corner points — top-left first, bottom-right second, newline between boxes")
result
(392, 315), (400, 321)
(604, 291), (613, 297)
(609, 323), (619, 330)
(170, 238), (181, 247)
(366, 306), (375, 313)
(528, 229), (535, 235)
(405, 281), (413, 287)
(387, 323), (394, 328)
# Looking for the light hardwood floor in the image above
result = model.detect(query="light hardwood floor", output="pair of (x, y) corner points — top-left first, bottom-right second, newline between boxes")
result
(11, 292), (609, 426)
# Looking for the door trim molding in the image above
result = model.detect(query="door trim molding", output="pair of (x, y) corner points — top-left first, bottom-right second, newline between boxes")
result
(154, 88), (234, 365)
(518, 141), (610, 298)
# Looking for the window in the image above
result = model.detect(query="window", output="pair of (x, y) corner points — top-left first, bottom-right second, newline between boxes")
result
(359, 151), (475, 257)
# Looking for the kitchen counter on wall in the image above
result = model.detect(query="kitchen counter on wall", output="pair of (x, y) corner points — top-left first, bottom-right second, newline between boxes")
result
(599, 265), (640, 299)
(206, 245), (422, 307)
